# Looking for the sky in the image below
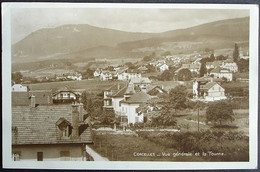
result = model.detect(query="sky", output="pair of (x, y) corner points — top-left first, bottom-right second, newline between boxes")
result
(11, 8), (249, 44)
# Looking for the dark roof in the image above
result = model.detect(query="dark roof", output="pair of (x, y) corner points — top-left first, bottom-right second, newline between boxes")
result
(12, 104), (92, 145)
(201, 82), (223, 91)
(122, 92), (152, 104)
(12, 92), (30, 106)
(111, 86), (128, 97)
(29, 90), (53, 105)
(147, 86), (167, 95)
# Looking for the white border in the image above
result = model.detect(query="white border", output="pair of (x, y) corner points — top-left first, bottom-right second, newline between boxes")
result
(2, 3), (259, 170)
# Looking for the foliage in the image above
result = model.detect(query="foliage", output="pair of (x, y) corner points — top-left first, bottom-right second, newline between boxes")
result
(215, 55), (228, 61)
(146, 64), (156, 72)
(137, 130), (249, 161)
(125, 62), (136, 69)
(161, 51), (172, 56)
(12, 72), (23, 84)
(177, 68), (192, 81)
(82, 68), (94, 79)
(158, 70), (173, 81)
(233, 43), (239, 63)
(209, 53), (215, 61)
(99, 110), (117, 125)
(169, 85), (188, 109)
(199, 62), (207, 77)
(206, 101), (235, 126)
(237, 59), (249, 72)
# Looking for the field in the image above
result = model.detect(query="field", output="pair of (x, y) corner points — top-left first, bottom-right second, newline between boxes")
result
(25, 78), (126, 93)
(90, 131), (204, 161)
(176, 109), (249, 135)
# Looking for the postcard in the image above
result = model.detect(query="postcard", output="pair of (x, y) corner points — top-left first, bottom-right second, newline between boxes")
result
(2, 2), (259, 170)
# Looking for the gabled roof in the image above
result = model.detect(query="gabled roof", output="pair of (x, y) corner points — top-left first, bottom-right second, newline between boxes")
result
(56, 117), (71, 126)
(111, 86), (128, 97)
(122, 92), (152, 104)
(210, 67), (231, 73)
(12, 104), (92, 145)
(146, 85), (167, 95)
(200, 82), (223, 91)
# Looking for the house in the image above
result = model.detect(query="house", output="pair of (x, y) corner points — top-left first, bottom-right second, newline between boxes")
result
(129, 77), (151, 92)
(210, 67), (233, 81)
(52, 87), (80, 104)
(100, 71), (117, 81)
(200, 82), (227, 101)
(67, 73), (82, 81)
(159, 64), (169, 72)
(120, 91), (152, 124)
(12, 84), (28, 92)
(205, 61), (222, 71)
(103, 83), (126, 110)
(93, 68), (102, 77)
(12, 99), (92, 161)
(138, 66), (148, 73)
(220, 59), (238, 73)
(146, 85), (167, 96)
(175, 63), (201, 74)
(193, 77), (226, 101)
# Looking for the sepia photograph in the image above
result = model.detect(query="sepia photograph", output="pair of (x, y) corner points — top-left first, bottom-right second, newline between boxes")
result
(2, 2), (259, 170)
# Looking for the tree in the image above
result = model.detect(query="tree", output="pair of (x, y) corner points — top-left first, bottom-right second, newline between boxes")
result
(158, 70), (173, 81)
(82, 68), (94, 79)
(125, 62), (136, 69)
(100, 110), (116, 125)
(199, 62), (207, 77)
(161, 51), (171, 56)
(237, 59), (249, 72)
(216, 55), (228, 61)
(12, 72), (23, 84)
(206, 101), (234, 126)
(233, 43), (239, 63)
(146, 64), (156, 72)
(209, 53), (215, 62)
(169, 85), (188, 110)
(177, 68), (192, 81)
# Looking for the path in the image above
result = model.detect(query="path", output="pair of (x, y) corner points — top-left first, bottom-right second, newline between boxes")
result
(86, 145), (109, 161)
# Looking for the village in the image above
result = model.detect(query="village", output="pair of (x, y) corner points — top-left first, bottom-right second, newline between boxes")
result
(11, 43), (250, 161)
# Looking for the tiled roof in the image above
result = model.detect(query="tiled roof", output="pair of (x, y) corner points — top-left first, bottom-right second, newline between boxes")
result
(12, 104), (92, 145)
(122, 92), (152, 104)
(111, 86), (128, 97)
(12, 92), (30, 106)
(130, 77), (151, 84)
(201, 82), (220, 90)
(146, 85), (167, 95)
(29, 90), (53, 105)
(210, 67), (231, 73)
(195, 77), (223, 82)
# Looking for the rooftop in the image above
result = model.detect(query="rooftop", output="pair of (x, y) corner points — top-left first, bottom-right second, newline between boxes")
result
(12, 104), (92, 145)
(122, 91), (152, 104)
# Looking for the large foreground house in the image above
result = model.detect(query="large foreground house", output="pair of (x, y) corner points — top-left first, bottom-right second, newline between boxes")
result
(12, 93), (92, 161)
(193, 77), (227, 101)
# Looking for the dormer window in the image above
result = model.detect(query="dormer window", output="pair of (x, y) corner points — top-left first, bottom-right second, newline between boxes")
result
(56, 118), (71, 138)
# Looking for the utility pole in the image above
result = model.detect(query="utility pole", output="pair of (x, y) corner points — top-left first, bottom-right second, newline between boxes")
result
(197, 101), (200, 132)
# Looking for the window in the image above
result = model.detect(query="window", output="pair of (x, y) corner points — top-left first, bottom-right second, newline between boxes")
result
(60, 93), (63, 98)
(37, 152), (43, 161)
(12, 151), (21, 161)
(68, 93), (70, 99)
(60, 151), (70, 161)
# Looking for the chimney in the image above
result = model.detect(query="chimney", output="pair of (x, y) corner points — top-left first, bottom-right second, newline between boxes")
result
(117, 83), (120, 90)
(210, 77), (214, 83)
(71, 104), (80, 139)
(30, 95), (36, 108)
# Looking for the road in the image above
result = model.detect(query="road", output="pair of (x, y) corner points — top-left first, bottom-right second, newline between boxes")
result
(86, 145), (109, 161)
